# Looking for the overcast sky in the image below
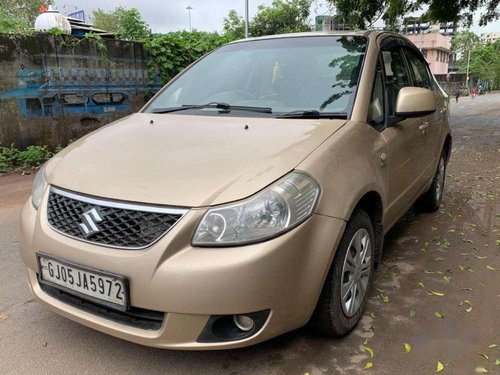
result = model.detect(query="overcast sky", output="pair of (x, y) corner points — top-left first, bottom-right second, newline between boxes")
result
(53, 0), (499, 35)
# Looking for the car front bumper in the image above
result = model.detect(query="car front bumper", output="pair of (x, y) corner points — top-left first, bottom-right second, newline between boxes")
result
(18, 191), (345, 349)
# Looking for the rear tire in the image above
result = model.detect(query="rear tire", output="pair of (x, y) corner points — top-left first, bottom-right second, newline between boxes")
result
(418, 151), (446, 212)
(311, 209), (375, 337)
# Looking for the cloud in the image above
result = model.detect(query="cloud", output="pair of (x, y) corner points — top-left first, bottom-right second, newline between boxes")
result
(55, 0), (276, 33)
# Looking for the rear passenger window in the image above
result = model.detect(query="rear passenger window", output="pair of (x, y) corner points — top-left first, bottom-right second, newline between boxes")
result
(403, 49), (432, 89)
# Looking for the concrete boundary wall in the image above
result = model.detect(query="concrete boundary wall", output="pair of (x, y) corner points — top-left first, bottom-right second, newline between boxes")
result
(0, 33), (160, 149)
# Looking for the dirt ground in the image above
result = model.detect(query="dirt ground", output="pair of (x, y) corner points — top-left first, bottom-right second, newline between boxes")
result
(0, 93), (499, 375)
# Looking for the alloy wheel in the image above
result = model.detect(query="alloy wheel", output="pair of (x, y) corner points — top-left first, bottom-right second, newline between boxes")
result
(340, 228), (372, 317)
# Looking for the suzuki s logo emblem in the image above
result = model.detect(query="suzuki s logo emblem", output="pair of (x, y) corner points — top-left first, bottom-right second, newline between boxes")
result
(78, 208), (103, 238)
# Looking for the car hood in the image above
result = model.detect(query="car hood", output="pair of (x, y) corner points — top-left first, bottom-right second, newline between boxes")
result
(47, 113), (346, 207)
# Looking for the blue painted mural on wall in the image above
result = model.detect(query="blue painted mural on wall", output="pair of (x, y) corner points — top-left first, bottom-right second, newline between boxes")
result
(0, 54), (161, 119)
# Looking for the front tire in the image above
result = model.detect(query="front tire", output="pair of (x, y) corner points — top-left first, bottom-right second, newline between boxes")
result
(418, 151), (446, 212)
(311, 209), (375, 337)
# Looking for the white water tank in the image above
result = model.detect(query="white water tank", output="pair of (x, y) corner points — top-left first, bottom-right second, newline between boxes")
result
(34, 5), (71, 34)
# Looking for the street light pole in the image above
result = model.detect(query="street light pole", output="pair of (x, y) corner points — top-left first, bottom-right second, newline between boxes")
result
(466, 48), (471, 93)
(186, 5), (193, 32)
(244, 0), (249, 38)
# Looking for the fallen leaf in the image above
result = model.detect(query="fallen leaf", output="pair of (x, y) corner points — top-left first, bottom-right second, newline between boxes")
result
(477, 353), (489, 360)
(462, 287), (473, 291)
(489, 344), (498, 349)
(404, 343), (411, 353)
(476, 255), (488, 259)
(410, 309), (416, 318)
(0, 312), (12, 321)
(365, 345), (374, 358)
(435, 311), (445, 319)
(464, 300), (473, 313)
(430, 291), (445, 297)
(435, 257), (445, 261)
(379, 294), (389, 303)
(475, 367), (488, 373)
(443, 276), (451, 283)
(369, 312), (376, 319)
(486, 265), (498, 271)
(459, 265), (465, 271)
(495, 359), (500, 365)
(364, 362), (373, 370)
(418, 282), (425, 288)
(436, 361), (444, 372)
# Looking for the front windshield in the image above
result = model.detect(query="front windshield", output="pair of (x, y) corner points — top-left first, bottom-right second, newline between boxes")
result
(145, 35), (368, 116)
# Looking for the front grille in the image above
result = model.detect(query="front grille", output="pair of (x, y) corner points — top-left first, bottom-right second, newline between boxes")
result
(47, 187), (187, 249)
(40, 283), (164, 330)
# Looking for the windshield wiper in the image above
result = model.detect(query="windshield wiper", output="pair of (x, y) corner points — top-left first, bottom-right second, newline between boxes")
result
(151, 102), (272, 114)
(276, 110), (347, 119)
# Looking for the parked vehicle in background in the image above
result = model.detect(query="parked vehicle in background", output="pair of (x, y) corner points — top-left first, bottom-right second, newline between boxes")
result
(19, 31), (451, 349)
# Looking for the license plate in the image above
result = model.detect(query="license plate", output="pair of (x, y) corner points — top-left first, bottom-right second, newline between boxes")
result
(37, 252), (129, 311)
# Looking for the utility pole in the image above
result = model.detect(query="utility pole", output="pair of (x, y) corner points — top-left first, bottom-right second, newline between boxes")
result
(186, 5), (193, 32)
(466, 48), (471, 93)
(244, 0), (249, 38)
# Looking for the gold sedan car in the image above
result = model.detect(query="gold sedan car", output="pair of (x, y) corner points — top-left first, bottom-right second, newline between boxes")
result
(19, 31), (451, 349)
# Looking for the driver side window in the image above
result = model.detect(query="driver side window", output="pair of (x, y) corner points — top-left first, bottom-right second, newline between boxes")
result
(381, 47), (411, 117)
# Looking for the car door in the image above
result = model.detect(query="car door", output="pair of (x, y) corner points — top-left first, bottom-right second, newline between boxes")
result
(378, 40), (432, 228)
(402, 46), (443, 182)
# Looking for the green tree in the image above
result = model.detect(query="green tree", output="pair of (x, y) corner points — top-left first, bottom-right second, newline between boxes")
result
(223, 9), (246, 40)
(465, 40), (500, 88)
(116, 8), (150, 41)
(451, 30), (480, 62)
(0, 0), (51, 32)
(251, 0), (313, 36)
(91, 7), (149, 41)
(327, 0), (499, 29)
(91, 8), (120, 33)
(223, 0), (313, 39)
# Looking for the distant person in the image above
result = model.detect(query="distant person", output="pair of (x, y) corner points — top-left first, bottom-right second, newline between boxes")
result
(471, 86), (476, 99)
(455, 89), (460, 103)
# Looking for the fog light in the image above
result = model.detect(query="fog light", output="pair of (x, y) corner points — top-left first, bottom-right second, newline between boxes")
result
(233, 315), (255, 332)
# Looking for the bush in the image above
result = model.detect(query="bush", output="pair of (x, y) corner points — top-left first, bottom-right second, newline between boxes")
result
(0, 154), (8, 173)
(144, 31), (229, 85)
(0, 145), (20, 165)
(17, 146), (53, 168)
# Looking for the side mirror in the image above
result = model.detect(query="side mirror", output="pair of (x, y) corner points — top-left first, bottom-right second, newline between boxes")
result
(395, 87), (436, 118)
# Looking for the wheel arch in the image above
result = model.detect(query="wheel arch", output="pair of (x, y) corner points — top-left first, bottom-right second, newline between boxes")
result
(348, 191), (384, 266)
(443, 134), (452, 163)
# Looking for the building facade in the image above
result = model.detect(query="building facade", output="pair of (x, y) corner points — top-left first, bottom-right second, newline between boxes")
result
(405, 32), (452, 75)
(481, 32), (500, 43)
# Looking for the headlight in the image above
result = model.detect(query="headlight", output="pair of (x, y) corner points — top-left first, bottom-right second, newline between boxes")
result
(192, 172), (320, 246)
(32, 164), (48, 210)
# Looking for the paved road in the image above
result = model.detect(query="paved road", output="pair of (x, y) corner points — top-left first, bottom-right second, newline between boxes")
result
(1, 93), (499, 375)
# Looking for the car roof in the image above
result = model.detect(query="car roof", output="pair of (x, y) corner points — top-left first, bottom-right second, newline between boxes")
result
(227, 30), (389, 45)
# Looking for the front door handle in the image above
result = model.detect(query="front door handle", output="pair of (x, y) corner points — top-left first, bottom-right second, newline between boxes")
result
(419, 123), (429, 131)
(418, 122), (429, 135)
